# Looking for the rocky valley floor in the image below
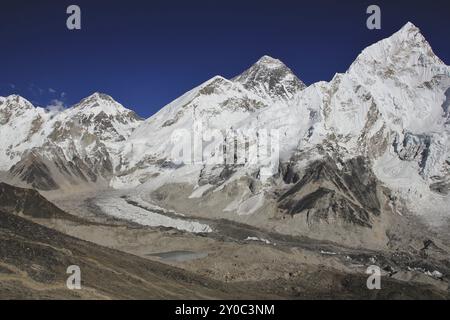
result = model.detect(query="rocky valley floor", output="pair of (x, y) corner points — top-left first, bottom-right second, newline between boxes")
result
(1, 183), (446, 299)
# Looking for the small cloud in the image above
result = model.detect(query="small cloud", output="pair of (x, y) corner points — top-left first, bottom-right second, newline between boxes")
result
(61, 92), (66, 98)
(46, 99), (66, 113)
(49, 88), (57, 94)
(9, 83), (16, 89)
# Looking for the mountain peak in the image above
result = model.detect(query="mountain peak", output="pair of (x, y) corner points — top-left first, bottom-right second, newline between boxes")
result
(349, 22), (445, 76)
(75, 92), (121, 109)
(392, 21), (427, 45)
(399, 21), (419, 33)
(68, 92), (139, 119)
(254, 55), (285, 68)
(85, 92), (116, 103)
(233, 56), (305, 101)
(0, 95), (34, 110)
(203, 75), (230, 86)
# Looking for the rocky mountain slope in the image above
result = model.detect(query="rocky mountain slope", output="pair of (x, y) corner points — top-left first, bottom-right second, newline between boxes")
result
(2, 182), (446, 299)
(0, 183), (256, 299)
(1, 93), (142, 190)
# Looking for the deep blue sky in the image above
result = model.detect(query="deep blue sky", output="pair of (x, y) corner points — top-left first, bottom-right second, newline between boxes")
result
(1, 0), (449, 117)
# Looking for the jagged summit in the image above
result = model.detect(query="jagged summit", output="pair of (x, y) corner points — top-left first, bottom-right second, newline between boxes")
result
(67, 92), (141, 120)
(254, 55), (286, 69)
(86, 92), (116, 102)
(349, 22), (445, 76)
(398, 21), (419, 33)
(75, 92), (118, 107)
(0, 94), (35, 110)
(200, 75), (232, 89)
(233, 55), (305, 101)
(0, 94), (40, 129)
(389, 21), (429, 48)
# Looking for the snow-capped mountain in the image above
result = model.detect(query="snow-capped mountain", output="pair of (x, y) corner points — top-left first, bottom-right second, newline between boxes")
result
(314, 22), (450, 224)
(113, 56), (305, 188)
(1, 93), (142, 190)
(1, 22), (449, 238)
(111, 22), (449, 237)
(0, 95), (50, 171)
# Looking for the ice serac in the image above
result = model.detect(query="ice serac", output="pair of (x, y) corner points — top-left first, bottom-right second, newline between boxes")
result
(233, 55), (306, 101)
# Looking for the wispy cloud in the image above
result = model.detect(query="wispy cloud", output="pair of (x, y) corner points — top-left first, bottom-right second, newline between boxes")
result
(46, 99), (66, 113)
(26, 84), (68, 109)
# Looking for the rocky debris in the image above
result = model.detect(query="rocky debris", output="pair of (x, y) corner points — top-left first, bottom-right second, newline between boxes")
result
(0, 209), (231, 299)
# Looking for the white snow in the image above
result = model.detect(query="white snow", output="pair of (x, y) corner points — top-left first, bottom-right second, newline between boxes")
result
(320, 250), (338, 255)
(245, 236), (272, 245)
(373, 149), (450, 226)
(95, 197), (212, 233)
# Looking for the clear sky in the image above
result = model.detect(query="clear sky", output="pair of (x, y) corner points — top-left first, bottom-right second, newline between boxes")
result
(1, 0), (449, 117)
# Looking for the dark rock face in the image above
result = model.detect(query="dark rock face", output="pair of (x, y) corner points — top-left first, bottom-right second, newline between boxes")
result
(233, 56), (305, 101)
(280, 162), (301, 184)
(430, 179), (450, 195)
(8, 142), (114, 191)
(198, 165), (237, 186)
(284, 187), (334, 214)
(9, 152), (59, 191)
(0, 182), (70, 220)
(277, 157), (381, 228)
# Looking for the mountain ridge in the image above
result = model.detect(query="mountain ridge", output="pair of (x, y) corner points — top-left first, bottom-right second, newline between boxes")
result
(1, 22), (449, 236)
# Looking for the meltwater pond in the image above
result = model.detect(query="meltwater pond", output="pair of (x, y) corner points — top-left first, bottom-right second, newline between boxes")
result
(148, 251), (208, 262)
